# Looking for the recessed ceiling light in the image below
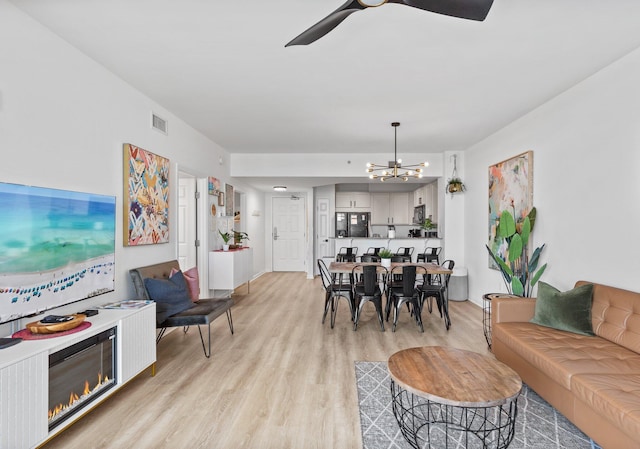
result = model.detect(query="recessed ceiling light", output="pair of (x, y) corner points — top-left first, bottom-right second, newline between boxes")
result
(273, 186), (287, 192)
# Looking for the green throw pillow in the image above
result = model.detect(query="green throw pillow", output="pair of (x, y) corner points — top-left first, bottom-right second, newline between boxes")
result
(530, 282), (595, 336)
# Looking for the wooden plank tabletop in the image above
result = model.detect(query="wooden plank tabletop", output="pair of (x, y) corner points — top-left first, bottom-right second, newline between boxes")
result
(388, 346), (522, 407)
(328, 261), (452, 275)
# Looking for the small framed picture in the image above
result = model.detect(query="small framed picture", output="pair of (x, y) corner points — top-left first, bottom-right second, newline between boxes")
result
(218, 192), (225, 206)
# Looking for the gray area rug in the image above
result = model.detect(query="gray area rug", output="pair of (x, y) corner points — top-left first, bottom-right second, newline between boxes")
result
(356, 361), (601, 449)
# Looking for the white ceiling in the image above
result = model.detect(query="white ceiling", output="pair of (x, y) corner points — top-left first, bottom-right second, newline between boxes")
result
(10, 0), (640, 189)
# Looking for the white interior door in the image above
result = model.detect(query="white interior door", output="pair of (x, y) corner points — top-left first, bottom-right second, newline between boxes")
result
(315, 197), (332, 274)
(178, 173), (197, 270)
(272, 196), (306, 272)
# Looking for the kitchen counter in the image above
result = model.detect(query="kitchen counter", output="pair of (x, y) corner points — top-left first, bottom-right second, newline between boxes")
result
(346, 237), (441, 240)
(333, 237), (443, 262)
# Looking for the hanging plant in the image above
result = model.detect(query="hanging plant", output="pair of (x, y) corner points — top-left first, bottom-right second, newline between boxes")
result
(447, 177), (466, 194)
(447, 155), (466, 195)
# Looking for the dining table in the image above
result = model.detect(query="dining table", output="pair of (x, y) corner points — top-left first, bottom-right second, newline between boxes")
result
(328, 261), (452, 276)
(327, 261), (454, 322)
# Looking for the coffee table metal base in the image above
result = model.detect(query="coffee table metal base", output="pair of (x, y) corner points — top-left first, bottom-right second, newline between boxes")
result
(391, 380), (518, 449)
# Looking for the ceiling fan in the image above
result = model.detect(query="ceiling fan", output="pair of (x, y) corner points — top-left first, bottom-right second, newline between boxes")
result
(285, 0), (494, 47)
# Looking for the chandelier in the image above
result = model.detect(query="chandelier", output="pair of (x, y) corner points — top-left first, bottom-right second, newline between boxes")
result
(366, 122), (429, 182)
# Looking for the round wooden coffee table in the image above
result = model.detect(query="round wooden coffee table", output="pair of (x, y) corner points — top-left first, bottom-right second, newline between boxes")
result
(388, 346), (522, 449)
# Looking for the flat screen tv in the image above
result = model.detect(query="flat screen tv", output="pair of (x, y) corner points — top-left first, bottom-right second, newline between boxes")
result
(0, 182), (116, 324)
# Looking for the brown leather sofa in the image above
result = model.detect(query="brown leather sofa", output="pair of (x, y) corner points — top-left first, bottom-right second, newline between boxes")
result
(492, 281), (640, 449)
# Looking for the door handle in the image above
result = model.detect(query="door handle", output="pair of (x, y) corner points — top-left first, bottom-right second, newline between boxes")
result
(273, 227), (279, 241)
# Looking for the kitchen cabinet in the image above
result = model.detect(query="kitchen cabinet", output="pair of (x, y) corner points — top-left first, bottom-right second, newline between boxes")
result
(424, 183), (438, 223)
(335, 192), (371, 211)
(371, 192), (411, 224)
(413, 185), (426, 207)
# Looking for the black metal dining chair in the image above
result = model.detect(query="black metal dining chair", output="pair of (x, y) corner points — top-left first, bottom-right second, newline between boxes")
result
(394, 247), (414, 262)
(352, 265), (387, 331)
(360, 254), (381, 263)
(362, 247), (384, 261)
(387, 265), (423, 332)
(417, 247), (442, 264)
(384, 255), (410, 300)
(336, 246), (358, 262)
(352, 254), (381, 298)
(418, 259), (455, 330)
(318, 259), (354, 328)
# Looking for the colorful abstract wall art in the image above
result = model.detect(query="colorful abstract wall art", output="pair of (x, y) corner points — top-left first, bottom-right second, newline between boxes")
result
(123, 144), (170, 246)
(208, 177), (222, 196)
(488, 151), (533, 268)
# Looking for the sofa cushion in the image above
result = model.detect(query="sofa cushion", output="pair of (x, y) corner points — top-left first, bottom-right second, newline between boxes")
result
(170, 267), (200, 302)
(161, 297), (234, 327)
(530, 282), (594, 336)
(578, 281), (640, 354)
(572, 373), (640, 443)
(144, 271), (194, 323)
(493, 322), (640, 390)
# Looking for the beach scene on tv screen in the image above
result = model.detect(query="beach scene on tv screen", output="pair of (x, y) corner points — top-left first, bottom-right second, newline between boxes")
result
(0, 183), (116, 324)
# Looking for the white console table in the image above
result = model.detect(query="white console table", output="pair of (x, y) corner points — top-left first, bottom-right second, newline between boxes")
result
(208, 247), (253, 294)
(0, 304), (156, 449)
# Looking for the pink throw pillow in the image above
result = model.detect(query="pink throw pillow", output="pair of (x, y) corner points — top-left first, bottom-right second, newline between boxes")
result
(170, 267), (200, 302)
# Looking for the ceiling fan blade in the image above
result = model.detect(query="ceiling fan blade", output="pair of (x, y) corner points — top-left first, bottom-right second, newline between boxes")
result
(396, 0), (494, 21)
(285, 0), (366, 47)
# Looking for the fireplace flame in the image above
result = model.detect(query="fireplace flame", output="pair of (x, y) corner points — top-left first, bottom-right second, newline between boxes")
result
(48, 372), (113, 423)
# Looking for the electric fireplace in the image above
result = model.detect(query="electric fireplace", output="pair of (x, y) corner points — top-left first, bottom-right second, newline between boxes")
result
(48, 327), (117, 430)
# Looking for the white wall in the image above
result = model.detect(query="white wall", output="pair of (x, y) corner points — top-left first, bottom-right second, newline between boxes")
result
(464, 46), (640, 305)
(0, 1), (265, 334)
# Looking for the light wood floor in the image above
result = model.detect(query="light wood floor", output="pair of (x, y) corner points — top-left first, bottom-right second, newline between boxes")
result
(44, 272), (491, 449)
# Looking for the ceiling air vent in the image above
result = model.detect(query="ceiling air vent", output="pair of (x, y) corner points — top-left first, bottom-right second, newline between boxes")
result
(151, 113), (168, 135)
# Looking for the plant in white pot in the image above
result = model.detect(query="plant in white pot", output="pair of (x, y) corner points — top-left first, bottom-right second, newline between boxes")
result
(378, 248), (393, 268)
(219, 230), (232, 251)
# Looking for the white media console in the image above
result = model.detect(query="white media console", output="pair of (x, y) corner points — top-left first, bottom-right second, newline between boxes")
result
(0, 304), (156, 449)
